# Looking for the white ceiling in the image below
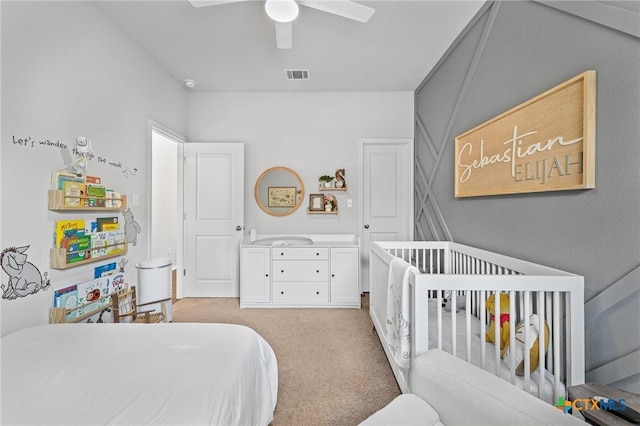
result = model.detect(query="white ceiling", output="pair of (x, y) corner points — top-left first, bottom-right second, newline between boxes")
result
(93, 0), (486, 92)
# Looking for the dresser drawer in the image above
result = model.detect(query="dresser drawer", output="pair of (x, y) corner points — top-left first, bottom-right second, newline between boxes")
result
(272, 260), (328, 282)
(272, 282), (329, 304)
(272, 247), (329, 260)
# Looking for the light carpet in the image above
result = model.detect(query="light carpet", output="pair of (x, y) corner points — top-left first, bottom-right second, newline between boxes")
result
(171, 294), (401, 426)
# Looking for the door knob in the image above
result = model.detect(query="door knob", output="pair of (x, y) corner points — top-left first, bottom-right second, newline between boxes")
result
(236, 225), (243, 231)
(364, 224), (370, 229)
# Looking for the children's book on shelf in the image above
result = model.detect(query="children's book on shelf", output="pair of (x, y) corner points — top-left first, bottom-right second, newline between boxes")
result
(107, 273), (126, 293)
(55, 219), (85, 247)
(97, 216), (119, 231)
(63, 181), (85, 207)
(76, 277), (110, 316)
(61, 234), (91, 264)
(91, 232), (107, 258)
(65, 249), (90, 264)
(87, 221), (98, 234)
(94, 262), (117, 278)
(52, 171), (84, 190)
(53, 273), (126, 322)
(84, 175), (102, 185)
(105, 190), (122, 208)
(53, 284), (79, 320)
(86, 184), (105, 198)
(86, 184), (106, 207)
(91, 230), (125, 258)
(76, 277), (109, 305)
(107, 231), (126, 254)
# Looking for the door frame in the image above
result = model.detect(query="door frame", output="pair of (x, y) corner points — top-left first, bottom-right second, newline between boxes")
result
(148, 120), (185, 299)
(358, 138), (414, 291)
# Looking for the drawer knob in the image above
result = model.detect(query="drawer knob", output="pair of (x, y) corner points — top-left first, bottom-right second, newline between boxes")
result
(281, 270), (284, 273)
(332, 274), (335, 277)
(265, 274), (269, 277)
(281, 291), (284, 295)
(316, 253), (319, 256)
(316, 291), (320, 295)
(316, 270), (319, 273)
(281, 252), (284, 256)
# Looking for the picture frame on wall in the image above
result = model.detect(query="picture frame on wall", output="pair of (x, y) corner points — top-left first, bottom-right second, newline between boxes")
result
(308, 194), (324, 211)
(268, 186), (297, 207)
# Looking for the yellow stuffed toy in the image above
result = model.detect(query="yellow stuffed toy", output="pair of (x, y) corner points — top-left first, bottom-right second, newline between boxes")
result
(485, 292), (511, 357)
(503, 314), (550, 376)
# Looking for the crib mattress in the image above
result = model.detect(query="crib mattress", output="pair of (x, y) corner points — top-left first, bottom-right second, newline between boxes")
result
(1, 323), (278, 425)
(423, 299), (563, 403)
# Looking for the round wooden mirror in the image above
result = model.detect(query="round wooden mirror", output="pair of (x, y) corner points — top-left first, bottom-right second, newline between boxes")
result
(254, 166), (305, 217)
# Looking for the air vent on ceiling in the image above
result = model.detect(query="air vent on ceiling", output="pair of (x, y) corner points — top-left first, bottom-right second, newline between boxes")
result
(285, 69), (310, 80)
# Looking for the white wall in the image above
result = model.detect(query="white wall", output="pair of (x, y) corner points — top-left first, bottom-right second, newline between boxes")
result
(151, 131), (179, 265)
(188, 92), (414, 236)
(1, 1), (188, 335)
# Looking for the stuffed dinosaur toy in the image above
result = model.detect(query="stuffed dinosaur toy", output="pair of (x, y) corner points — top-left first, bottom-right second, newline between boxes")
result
(485, 292), (511, 357)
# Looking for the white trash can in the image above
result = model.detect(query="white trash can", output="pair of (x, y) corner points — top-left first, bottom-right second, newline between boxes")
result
(136, 258), (173, 322)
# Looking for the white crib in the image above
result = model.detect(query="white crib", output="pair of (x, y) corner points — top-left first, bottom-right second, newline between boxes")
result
(370, 241), (585, 404)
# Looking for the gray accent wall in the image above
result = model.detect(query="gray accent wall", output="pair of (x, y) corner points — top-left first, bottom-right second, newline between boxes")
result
(415, 1), (639, 392)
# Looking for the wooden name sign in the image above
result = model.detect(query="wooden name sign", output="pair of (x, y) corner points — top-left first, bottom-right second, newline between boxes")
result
(455, 71), (595, 198)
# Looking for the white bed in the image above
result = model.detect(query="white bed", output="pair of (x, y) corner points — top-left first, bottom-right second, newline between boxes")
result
(370, 241), (585, 404)
(1, 323), (278, 425)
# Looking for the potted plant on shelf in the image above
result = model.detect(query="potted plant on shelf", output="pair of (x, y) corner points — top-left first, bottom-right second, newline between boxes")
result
(319, 175), (335, 188)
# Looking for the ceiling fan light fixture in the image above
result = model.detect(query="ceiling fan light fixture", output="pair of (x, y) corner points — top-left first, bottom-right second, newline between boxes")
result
(265, 0), (299, 23)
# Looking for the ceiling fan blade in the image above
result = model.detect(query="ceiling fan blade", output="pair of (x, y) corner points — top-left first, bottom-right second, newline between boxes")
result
(275, 22), (293, 49)
(298, 0), (375, 23)
(188, 0), (251, 8)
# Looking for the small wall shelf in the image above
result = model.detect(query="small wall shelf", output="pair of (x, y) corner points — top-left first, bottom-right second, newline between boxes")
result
(318, 185), (347, 192)
(51, 290), (116, 323)
(50, 242), (128, 270)
(307, 209), (339, 215)
(48, 190), (127, 211)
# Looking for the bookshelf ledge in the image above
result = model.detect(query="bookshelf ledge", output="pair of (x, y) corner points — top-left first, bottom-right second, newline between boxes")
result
(50, 243), (128, 270)
(307, 209), (339, 215)
(48, 190), (127, 211)
(318, 185), (347, 192)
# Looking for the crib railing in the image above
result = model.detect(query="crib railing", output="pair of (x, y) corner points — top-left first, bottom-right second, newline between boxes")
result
(370, 241), (585, 402)
(413, 280), (577, 402)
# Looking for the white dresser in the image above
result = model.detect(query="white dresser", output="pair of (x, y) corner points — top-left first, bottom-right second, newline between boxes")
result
(240, 234), (360, 308)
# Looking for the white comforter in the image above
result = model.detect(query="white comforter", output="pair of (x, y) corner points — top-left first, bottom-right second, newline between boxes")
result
(1, 323), (278, 425)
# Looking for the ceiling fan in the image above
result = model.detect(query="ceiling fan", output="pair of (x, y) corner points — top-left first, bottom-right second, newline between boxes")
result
(188, 0), (375, 49)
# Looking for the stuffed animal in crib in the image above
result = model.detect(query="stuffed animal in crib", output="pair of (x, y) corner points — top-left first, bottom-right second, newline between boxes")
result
(485, 292), (511, 356)
(444, 291), (466, 313)
(503, 314), (550, 376)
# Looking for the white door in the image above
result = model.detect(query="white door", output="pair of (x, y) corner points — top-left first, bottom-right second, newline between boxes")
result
(360, 139), (413, 292)
(184, 143), (244, 297)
